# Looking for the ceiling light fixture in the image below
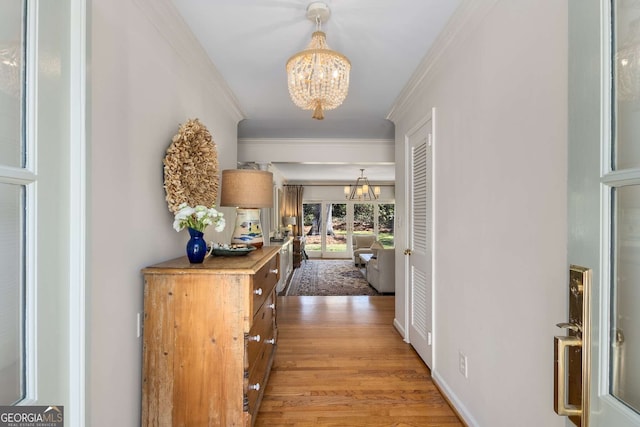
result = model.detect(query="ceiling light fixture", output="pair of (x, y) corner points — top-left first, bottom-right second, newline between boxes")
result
(286, 2), (351, 120)
(344, 169), (380, 201)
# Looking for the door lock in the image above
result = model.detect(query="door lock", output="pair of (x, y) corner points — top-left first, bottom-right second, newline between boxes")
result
(553, 265), (591, 427)
(404, 249), (412, 255)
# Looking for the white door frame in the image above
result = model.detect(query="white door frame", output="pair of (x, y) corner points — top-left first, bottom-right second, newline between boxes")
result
(586, 1), (640, 424)
(403, 110), (436, 368)
(568, 0), (640, 425)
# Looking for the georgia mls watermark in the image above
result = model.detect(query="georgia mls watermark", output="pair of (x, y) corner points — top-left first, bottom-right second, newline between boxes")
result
(0, 406), (63, 427)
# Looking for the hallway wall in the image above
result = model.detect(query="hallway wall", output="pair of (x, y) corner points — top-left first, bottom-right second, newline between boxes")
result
(89, 0), (242, 424)
(390, 1), (568, 426)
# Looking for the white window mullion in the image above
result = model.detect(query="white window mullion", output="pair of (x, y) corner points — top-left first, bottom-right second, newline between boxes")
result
(67, 0), (87, 424)
(21, 0), (39, 405)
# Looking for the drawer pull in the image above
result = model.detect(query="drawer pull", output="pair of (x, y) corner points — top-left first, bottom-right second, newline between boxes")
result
(268, 303), (275, 310)
(248, 334), (261, 343)
(269, 268), (278, 275)
(248, 383), (260, 391)
(254, 288), (263, 296)
(265, 338), (276, 345)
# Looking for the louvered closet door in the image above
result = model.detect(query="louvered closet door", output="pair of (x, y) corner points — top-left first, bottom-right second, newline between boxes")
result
(407, 118), (433, 368)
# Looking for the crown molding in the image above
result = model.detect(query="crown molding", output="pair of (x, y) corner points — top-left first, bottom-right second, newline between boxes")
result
(238, 138), (394, 146)
(132, 0), (245, 123)
(386, 0), (499, 122)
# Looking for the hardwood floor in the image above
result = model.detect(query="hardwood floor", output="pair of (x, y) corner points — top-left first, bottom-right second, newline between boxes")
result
(255, 296), (463, 426)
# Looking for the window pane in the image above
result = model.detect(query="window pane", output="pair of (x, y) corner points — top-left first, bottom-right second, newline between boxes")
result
(378, 204), (395, 248)
(326, 203), (346, 253)
(353, 203), (374, 235)
(0, 183), (24, 404)
(612, 1), (640, 170)
(303, 203), (321, 251)
(0, 0), (26, 168)
(611, 185), (640, 413)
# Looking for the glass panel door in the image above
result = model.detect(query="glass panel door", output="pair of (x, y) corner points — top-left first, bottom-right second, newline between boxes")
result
(0, 0), (28, 405)
(584, 1), (640, 424)
(377, 203), (395, 248)
(303, 202), (321, 256)
(611, 186), (640, 412)
(353, 203), (374, 237)
(323, 202), (348, 258)
(607, 0), (640, 417)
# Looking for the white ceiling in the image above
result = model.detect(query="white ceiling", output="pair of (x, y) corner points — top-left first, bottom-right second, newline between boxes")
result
(172, 0), (462, 182)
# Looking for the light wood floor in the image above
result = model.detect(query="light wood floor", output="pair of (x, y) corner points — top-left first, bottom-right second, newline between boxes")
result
(255, 296), (464, 426)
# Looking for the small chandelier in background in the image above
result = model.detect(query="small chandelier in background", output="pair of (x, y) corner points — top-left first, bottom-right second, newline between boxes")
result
(286, 2), (351, 120)
(344, 169), (380, 201)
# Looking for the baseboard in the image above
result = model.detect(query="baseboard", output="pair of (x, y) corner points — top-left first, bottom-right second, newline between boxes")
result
(278, 268), (297, 296)
(393, 318), (407, 341)
(431, 371), (480, 427)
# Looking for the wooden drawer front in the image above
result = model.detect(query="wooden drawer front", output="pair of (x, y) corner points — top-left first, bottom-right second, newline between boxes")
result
(247, 291), (276, 366)
(252, 255), (278, 314)
(246, 336), (275, 418)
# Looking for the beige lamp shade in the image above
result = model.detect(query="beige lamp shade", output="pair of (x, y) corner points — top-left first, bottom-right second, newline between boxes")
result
(220, 169), (273, 208)
(284, 216), (297, 226)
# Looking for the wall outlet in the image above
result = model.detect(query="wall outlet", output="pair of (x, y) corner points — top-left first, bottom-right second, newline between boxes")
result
(459, 351), (468, 378)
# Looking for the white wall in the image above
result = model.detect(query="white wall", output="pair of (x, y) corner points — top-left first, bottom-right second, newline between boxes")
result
(390, 1), (568, 426)
(89, 0), (242, 424)
(238, 138), (394, 164)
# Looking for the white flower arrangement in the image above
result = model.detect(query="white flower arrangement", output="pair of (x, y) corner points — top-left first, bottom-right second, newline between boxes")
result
(173, 203), (225, 233)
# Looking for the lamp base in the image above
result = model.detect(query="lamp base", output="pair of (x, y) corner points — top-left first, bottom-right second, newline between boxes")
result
(231, 208), (264, 248)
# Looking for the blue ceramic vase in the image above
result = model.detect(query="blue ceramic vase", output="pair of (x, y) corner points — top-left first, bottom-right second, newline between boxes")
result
(186, 227), (207, 263)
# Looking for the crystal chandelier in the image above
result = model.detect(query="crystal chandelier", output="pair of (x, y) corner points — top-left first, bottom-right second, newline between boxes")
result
(344, 169), (380, 201)
(286, 2), (351, 120)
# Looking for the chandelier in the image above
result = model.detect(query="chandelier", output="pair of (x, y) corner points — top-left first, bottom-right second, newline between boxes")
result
(344, 169), (380, 201)
(286, 2), (351, 120)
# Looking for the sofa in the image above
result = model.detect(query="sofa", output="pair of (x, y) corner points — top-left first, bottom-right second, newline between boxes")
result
(366, 248), (395, 294)
(352, 234), (377, 266)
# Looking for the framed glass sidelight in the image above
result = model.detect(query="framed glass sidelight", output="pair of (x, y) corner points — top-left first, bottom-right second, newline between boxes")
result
(608, 0), (640, 415)
(0, 0), (28, 405)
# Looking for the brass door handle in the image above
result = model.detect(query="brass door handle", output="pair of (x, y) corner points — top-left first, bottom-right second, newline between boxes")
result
(404, 249), (412, 255)
(556, 322), (582, 338)
(554, 335), (582, 417)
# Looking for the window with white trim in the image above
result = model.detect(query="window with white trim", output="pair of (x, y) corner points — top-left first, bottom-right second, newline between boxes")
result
(0, 0), (32, 405)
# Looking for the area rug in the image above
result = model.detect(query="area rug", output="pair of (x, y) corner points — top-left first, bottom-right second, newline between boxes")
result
(285, 259), (380, 296)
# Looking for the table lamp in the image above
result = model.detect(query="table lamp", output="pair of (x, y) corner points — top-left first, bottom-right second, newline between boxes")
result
(220, 169), (273, 248)
(284, 216), (297, 235)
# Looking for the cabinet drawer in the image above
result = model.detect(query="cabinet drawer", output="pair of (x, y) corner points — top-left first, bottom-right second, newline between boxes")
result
(247, 291), (276, 366)
(252, 254), (278, 315)
(245, 337), (275, 418)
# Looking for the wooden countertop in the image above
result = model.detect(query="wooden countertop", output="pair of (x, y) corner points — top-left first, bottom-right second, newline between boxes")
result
(142, 245), (280, 276)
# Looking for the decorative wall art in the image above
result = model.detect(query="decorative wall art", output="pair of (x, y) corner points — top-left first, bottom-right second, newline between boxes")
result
(163, 118), (219, 213)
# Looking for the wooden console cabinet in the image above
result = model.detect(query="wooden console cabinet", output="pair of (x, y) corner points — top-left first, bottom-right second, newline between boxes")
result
(293, 236), (305, 268)
(141, 246), (280, 426)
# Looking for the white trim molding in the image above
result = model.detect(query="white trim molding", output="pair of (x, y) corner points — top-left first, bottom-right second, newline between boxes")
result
(68, 0), (87, 425)
(387, 0), (499, 122)
(432, 371), (480, 427)
(132, 0), (245, 123)
(238, 138), (395, 165)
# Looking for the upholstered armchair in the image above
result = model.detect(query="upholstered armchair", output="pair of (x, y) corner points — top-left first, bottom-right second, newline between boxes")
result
(352, 234), (377, 266)
(366, 248), (395, 293)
